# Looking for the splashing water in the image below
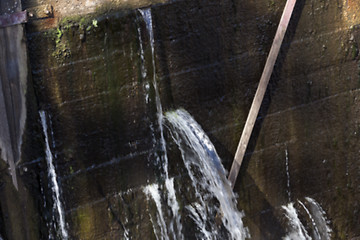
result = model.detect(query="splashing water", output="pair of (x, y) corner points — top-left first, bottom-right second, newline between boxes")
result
(40, 111), (68, 240)
(166, 109), (249, 240)
(282, 202), (311, 240)
(282, 198), (332, 240)
(304, 197), (332, 239)
(298, 200), (321, 240)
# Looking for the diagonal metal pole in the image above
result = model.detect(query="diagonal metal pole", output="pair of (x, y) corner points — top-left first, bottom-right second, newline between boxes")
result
(228, 0), (297, 189)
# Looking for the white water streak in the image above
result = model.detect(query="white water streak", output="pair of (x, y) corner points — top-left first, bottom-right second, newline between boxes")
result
(40, 111), (68, 240)
(144, 184), (169, 240)
(139, 8), (183, 240)
(282, 202), (311, 240)
(298, 200), (321, 240)
(165, 178), (183, 240)
(166, 109), (249, 240)
(285, 149), (291, 202)
(138, 8), (169, 177)
(305, 197), (332, 239)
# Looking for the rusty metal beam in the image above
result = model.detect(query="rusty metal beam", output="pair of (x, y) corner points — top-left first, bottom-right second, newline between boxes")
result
(228, 0), (298, 189)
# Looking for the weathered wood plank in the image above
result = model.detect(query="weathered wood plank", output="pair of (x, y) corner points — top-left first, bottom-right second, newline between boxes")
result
(228, 0), (298, 188)
(0, 0), (28, 190)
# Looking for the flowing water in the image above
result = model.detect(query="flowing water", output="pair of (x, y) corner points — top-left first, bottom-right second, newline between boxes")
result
(40, 111), (68, 240)
(282, 198), (332, 240)
(283, 202), (312, 240)
(139, 8), (183, 240)
(285, 148), (291, 202)
(138, 7), (168, 175)
(144, 183), (170, 240)
(135, 10), (333, 238)
(29, 8), (335, 240)
(166, 109), (250, 240)
(304, 197), (332, 240)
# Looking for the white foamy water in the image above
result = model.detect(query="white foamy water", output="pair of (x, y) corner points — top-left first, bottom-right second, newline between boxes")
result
(144, 183), (169, 240)
(298, 200), (321, 239)
(165, 178), (183, 240)
(40, 111), (68, 240)
(282, 198), (332, 240)
(304, 197), (332, 239)
(283, 202), (311, 240)
(166, 109), (250, 240)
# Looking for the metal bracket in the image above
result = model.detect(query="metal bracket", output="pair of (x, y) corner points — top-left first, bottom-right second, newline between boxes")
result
(0, 11), (28, 28)
(0, 5), (54, 28)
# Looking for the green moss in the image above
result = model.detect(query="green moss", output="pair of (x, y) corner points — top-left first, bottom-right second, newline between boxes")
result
(55, 27), (63, 44)
(351, 42), (359, 60)
(268, 0), (275, 8)
(49, 26), (71, 62)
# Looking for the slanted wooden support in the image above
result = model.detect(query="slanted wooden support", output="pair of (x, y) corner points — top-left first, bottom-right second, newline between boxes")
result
(228, 0), (297, 188)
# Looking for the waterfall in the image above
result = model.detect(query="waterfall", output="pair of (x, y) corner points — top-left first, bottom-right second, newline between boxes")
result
(166, 109), (250, 240)
(138, 8), (168, 175)
(138, 8), (183, 240)
(282, 198), (332, 240)
(40, 111), (68, 240)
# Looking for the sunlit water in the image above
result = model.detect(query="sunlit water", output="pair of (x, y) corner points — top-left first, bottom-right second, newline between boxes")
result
(40, 111), (68, 240)
(166, 109), (250, 240)
(33, 7), (335, 240)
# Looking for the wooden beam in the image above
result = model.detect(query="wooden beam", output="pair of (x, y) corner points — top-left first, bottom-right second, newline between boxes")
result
(0, 0), (28, 190)
(228, 0), (297, 188)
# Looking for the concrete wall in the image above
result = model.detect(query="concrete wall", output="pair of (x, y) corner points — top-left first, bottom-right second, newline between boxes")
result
(0, 0), (359, 239)
(152, 1), (360, 237)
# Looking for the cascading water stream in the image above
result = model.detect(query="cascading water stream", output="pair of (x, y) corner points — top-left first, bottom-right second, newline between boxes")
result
(40, 111), (68, 240)
(138, 8), (183, 240)
(304, 197), (332, 239)
(144, 183), (170, 240)
(166, 109), (250, 240)
(282, 197), (332, 240)
(138, 8), (168, 175)
(282, 202), (311, 240)
(298, 200), (321, 240)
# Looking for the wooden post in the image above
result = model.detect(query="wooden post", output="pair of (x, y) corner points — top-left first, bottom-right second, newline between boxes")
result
(228, 0), (297, 188)
(0, 0), (29, 190)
